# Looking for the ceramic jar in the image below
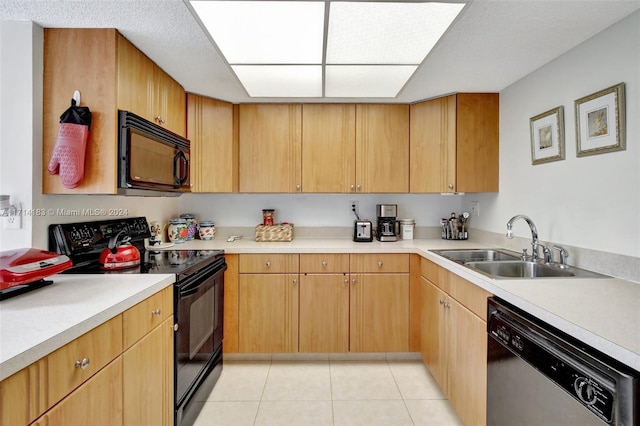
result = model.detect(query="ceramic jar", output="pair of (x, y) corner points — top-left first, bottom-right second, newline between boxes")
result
(180, 213), (198, 241)
(199, 221), (216, 240)
(168, 218), (187, 243)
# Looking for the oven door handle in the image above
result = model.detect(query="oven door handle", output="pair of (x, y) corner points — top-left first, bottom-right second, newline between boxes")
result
(179, 276), (210, 297)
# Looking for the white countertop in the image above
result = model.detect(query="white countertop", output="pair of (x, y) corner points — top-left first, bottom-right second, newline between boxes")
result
(1, 237), (638, 382)
(170, 237), (640, 371)
(0, 273), (174, 381)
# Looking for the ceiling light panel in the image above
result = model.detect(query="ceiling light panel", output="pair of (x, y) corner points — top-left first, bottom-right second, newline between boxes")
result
(191, 1), (325, 64)
(325, 65), (418, 98)
(232, 65), (322, 97)
(327, 2), (465, 64)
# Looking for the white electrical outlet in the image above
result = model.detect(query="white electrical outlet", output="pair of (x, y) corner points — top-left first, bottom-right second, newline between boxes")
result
(3, 215), (21, 230)
(350, 200), (359, 217)
(470, 201), (480, 217)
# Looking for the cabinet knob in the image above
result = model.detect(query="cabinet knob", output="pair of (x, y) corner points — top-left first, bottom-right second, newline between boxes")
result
(75, 358), (90, 370)
(356, 184), (361, 191)
(351, 278), (356, 285)
(343, 279), (349, 284)
(322, 261), (328, 267)
(293, 278), (298, 285)
(296, 184), (301, 191)
(350, 184), (355, 191)
(173, 323), (179, 332)
(155, 116), (162, 123)
(445, 302), (451, 309)
(439, 299), (445, 305)
(265, 261), (271, 267)
(378, 261), (383, 268)
(151, 309), (161, 317)
(448, 184), (454, 189)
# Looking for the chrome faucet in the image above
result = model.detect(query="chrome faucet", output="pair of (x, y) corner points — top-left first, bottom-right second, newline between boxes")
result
(506, 214), (541, 261)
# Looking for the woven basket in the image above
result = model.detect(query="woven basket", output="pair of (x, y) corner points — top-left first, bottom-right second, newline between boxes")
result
(255, 224), (294, 242)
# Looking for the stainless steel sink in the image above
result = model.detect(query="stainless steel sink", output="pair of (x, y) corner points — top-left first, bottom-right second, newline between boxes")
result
(464, 260), (609, 279)
(431, 248), (521, 264)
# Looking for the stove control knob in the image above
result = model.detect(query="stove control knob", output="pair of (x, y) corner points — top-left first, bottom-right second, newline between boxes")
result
(574, 377), (598, 405)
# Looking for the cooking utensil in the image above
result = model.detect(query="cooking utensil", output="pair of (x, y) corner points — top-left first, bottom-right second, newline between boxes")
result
(99, 231), (140, 270)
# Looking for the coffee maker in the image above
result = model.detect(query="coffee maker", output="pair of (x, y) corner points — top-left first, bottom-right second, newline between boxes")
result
(376, 204), (398, 242)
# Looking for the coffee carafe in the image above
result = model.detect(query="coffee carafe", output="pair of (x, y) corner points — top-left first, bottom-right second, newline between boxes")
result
(376, 204), (398, 242)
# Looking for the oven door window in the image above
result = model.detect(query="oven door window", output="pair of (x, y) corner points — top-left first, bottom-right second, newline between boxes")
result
(176, 272), (222, 403)
(128, 129), (189, 188)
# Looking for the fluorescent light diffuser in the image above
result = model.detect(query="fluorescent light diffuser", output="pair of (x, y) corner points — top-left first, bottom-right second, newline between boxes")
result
(190, 1), (324, 64)
(189, 1), (465, 98)
(326, 66), (418, 98)
(327, 2), (465, 64)
(232, 65), (322, 97)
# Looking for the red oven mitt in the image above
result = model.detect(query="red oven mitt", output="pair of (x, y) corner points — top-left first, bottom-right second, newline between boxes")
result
(48, 99), (92, 189)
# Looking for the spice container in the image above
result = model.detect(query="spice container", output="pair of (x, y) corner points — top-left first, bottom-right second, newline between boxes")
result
(180, 213), (198, 241)
(262, 209), (275, 226)
(198, 221), (216, 240)
(168, 218), (187, 243)
(399, 219), (415, 240)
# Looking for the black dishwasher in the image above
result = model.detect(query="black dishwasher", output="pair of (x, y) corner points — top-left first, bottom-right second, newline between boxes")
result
(487, 298), (638, 426)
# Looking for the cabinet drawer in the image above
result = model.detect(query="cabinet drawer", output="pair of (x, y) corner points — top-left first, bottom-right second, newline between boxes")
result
(350, 254), (409, 273)
(421, 258), (452, 294)
(300, 254), (349, 273)
(123, 286), (174, 349)
(451, 274), (492, 320)
(47, 315), (123, 406)
(239, 254), (299, 273)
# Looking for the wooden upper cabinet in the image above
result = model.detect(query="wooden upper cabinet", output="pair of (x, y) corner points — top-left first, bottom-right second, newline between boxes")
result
(239, 104), (302, 193)
(43, 29), (186, 194)
(187, 94), (238, 192)
(410, 93), (499, 193)
(356, 104), (410, 193)
(301, 104), (356, 193)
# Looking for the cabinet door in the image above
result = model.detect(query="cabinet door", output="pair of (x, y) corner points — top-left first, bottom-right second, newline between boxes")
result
(155, 65), (186, 136)
(301, 104), (356, 193)
(117, 34), (154, 120)
(355, 104), (409, 193)
(299, 274), (349, 352)
(409, 95), (456, 193)
(456, 93), (499, 193)
(450, 301), (487, 426)
(350, 273), (409, 352)
(238, 274), (299, 352)
(188, 94), (237, 192)
(239, 104), (302, 193)
(421, 278), (449, 393)
(33, 358), (123, 426)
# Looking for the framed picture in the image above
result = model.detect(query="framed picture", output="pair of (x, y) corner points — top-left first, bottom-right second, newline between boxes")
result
(530, 106), (565, 165)
(575, 82), (626, 157)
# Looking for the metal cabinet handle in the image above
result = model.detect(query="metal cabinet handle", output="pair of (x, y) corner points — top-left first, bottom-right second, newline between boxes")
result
(296, 184), (301, 191)
(445, 302), (451, 309)
(378, 261), (383, 267)
(439, 299), (445, 305)
(151, 309), (161, 316)
(350, 184), (355, 191)
(351, 278), (356, 285)
(173, 323), (179, 332)
(293, 278), (298, 285)
(75, 358), (90, 370)
(322, 261), (328, 267)
(356, 184), (361, 191)
(343, 279), (349, 284)
(265, 261), (271, 267)
(448, 184), (454, 189)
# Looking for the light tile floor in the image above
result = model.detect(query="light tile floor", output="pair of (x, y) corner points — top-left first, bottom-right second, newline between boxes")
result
(192, 360), (464, 426)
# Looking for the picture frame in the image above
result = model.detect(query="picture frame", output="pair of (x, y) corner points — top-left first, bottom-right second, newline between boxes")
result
(575, 82), (626, 157)
(530, 106), (565, 165)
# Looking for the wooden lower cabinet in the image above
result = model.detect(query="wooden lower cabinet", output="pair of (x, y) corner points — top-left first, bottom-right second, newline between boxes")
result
(238, 274), (299, 353)
(32, 358), (123, 426)
(350, 273), (409, 352)
(299, 274), (350, 352)
(420, 260), (490, 426)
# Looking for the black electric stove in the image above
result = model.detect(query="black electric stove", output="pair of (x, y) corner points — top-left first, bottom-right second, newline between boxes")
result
(48, 217), (223, 279)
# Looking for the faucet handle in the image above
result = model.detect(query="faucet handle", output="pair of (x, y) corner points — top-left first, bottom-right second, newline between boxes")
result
(552, 245), (569, 266)
(521, 248), (528, 261)
(539, 244), (552, 263)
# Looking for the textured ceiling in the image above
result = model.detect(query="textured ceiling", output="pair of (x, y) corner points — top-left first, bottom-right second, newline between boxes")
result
(2, 0), (639, 104)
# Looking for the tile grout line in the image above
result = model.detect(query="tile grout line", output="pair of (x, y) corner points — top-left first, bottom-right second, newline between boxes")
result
(252, 360), (272, 426)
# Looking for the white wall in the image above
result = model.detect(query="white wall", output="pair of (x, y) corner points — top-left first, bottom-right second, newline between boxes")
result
(464, 11), (640, 258)
(178, 193), (462, 228)
(0, 21), (179, 251)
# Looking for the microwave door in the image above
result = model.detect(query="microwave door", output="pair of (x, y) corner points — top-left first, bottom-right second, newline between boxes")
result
(128, 130), (189, 189)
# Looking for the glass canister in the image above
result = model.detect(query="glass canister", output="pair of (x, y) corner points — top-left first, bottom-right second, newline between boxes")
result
(168, 218), (187, 243)
(262, 209), (275, 226)
(399, 219), (415, 240)
(180, 213), (198, 241)
(198, 220), (216, 240)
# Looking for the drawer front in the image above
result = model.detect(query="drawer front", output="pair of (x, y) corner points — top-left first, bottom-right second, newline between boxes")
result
(350, 254), (409, 273)
(47, 314), (123, 406)
(300, 254), (349, 273)
(239, 254), (299, 273)
(451, 274), (492, 320)
(421, 258), (452, 294)
(123, 286), (173, 349)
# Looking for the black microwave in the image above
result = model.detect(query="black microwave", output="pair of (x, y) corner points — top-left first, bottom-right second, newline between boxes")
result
(118, 110), (190, 196)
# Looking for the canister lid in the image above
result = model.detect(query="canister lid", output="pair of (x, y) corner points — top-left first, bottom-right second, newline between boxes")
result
(180, 213), (196, 219)
(399, 219), (415, 224)
(170, 218), (187, 224)
(200, 220), (215, 226)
